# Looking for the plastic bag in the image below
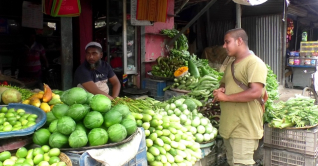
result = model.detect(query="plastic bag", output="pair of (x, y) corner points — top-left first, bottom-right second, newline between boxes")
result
(233, 0), (268, 6)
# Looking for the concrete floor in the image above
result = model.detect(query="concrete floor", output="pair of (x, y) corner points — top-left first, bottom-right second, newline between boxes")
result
(278, 85), (303, 101)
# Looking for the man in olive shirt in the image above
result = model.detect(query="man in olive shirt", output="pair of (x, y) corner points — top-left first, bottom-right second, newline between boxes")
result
(213, 28), (267, 166)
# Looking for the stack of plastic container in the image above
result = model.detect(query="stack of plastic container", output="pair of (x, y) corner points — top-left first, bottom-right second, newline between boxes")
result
(263, 125), (318, 165)
(300, 41), (318, 67)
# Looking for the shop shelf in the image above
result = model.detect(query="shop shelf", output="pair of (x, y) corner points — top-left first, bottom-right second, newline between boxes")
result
(141, 78), (166, 97)
(264, 147), (318, 166)
(0, 103), (46, 139)
(264, 125), (318, 156)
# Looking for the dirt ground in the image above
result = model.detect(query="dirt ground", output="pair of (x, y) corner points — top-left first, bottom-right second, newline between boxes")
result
(278, 85), (303, 101)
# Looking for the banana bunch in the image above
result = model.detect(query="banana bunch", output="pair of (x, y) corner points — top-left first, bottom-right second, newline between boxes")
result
(22, 84), (62, 113)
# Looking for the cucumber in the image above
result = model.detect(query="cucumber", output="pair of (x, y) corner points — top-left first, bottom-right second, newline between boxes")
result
(188, 60), (200, 78)
(142, 114), (152, 122)
(168, 148), (178, 157)
(200, 67), (209, 76)
(149, 147), (160, 156)
(142, 109), (155, 116)
(149, 133), (158, 141)
(160, 155), (168, 163)
(147, 152), (155, 162)
(190, 99), (203, 107)
(154, 138), (165, 147)
(154, 145), (167, 155)
(149, 161), (163, 166)
(160, 136), (172, 144)
(166, 153), (175, 163)
(131, 113), (143, 120)
(174, 155), (184, 163)
(155, 130), (163, 137)
(162, 129), (171, 136)
(0, 151), (11, 162)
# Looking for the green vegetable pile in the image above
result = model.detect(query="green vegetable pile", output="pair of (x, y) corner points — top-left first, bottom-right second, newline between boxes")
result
(265, 65), (279, 112)
(151, 29), (196, 79)
(0, 145), (65, 166)
(265, 95), (318, 128)
(170, 72), (220, 101)
(0, 107), (38, 132)
(161, 29), (188, 51)
(34, 87), (137, 149)
(151, 56), (187, 79)
(131, 96), (218, 165)
(112, 97), (159, 113)
(0, 85), (34, 101)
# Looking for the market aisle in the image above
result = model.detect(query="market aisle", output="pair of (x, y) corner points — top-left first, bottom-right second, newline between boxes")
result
(278, 85), (303, 101)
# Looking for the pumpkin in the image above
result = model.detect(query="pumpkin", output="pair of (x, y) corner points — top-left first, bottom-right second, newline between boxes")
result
(174, 66), (189, 77)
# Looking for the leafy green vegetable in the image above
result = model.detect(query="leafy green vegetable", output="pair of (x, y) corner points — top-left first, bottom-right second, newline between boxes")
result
(265, 95), (318, 128)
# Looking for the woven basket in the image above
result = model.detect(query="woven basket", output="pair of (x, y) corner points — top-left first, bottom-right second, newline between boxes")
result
(59, 152), (73, 166)
(0, 74), (25, 88)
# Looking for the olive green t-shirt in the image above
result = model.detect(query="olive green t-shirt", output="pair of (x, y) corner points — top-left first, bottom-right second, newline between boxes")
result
(219, 55), (267, 139)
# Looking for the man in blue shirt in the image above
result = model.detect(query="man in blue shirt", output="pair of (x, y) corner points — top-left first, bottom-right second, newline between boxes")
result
(73, 42), (121, 100)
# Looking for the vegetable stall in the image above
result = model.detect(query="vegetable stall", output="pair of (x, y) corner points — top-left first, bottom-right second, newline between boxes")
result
(0, 27), (314, 166)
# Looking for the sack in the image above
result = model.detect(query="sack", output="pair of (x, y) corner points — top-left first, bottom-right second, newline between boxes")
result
(233, 0), (267, 6)
(231, 62), (268, 113)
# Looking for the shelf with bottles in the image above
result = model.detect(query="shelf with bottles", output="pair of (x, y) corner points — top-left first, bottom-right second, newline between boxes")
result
(288, 57), (318, 67)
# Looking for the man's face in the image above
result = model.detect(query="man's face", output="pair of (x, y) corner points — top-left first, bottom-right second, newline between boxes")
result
(85, 47), (102, 65)
(223, 34), (239, 57)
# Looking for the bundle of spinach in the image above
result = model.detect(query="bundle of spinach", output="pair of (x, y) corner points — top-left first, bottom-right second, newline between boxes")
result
(161, 29), (188, 51)
(266, 95), (318, 129)
(264, 65), (279, 117)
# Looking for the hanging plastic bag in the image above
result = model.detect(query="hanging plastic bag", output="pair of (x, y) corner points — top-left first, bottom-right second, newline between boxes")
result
(233, 0), (268, 6)
(51, 0), (81, 17)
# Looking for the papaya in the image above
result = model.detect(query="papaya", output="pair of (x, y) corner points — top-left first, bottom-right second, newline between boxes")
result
(42, 84), (52, 102)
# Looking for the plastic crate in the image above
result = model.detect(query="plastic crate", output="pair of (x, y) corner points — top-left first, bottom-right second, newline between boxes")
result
(164, 90), (185, 100)
(77, 127), (147, 166)
(141, 78), (166, 97)
(264, 125), (318, 156)
(264, 147), (318, 166)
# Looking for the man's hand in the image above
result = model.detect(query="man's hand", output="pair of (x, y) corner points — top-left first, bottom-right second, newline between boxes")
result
(213, 88), (228, 102)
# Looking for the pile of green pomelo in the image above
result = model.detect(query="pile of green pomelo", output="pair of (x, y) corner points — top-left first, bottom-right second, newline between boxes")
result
(33, 87), (137, 148)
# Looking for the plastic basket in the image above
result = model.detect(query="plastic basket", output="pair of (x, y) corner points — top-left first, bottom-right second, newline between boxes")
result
(141, 78), (166, 97)
(0, 103), (46, 139)
(264, 125), (318, 156)
(264, 147), (318, 166)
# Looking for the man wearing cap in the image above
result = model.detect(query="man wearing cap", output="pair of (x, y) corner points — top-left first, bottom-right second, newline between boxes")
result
(73, 41), (121, 100)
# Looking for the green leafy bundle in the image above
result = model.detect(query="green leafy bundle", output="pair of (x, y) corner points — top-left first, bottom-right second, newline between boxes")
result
(265, 95), (318, 128)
